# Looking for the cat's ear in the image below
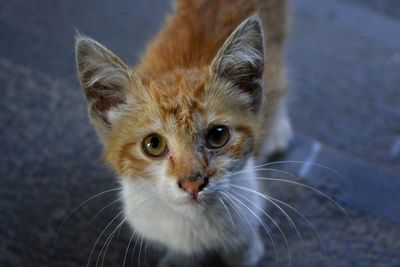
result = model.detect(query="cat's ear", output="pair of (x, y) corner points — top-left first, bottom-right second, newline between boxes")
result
(75, 35), (140, 142)
(210, 16), (264, 112)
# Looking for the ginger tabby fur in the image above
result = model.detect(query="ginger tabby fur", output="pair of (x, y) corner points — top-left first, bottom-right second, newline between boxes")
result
(76, 0), (292, 266)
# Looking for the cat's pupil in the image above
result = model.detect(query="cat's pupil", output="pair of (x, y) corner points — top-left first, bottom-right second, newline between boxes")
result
(141, 133), (168, 157)
(210, 128), (223, 141)
(206, 126), (229, 149)
(150, 137), (160, 148)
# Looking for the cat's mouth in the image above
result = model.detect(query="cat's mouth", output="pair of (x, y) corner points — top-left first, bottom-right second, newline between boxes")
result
(179, 195), (203, 205)
(187, 197), (203, 205)
(168, 196), (207, 218)
(175, 192), (209, 208)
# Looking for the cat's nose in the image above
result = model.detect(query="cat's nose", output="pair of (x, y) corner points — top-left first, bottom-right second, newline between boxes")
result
(178, 176), (209, 199)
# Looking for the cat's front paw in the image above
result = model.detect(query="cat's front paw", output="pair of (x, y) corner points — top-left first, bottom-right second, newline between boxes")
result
(260, 110), (293, 161)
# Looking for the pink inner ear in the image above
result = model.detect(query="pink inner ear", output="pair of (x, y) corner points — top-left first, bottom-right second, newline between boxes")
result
(86, 84), (125, 111)
(93, 91), (125, 113)
(85, 83), (127, 126)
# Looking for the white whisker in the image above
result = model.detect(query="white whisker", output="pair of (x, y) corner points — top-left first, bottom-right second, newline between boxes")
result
(221, 191), (253, 232)
(218, 198), (235, 227)
(253, 160), (350, 188)
(55, 187), (122, 244)
(86, 210), (124, 267)
(223, 191), (280, 267)
(230, 190), (291, 267)
(144, 238), (149, 267)
(233, 176), (353, 225)
(138, 235), (144, 267)
(78, 197), (122, 250)
(232, 184), (315, 261)
(131, 232), (142, 266)
(266, 194), (327, 254)
(123, 232), (135, 267)
(232, 185), (304, 252)
(98, 219), (126, 267)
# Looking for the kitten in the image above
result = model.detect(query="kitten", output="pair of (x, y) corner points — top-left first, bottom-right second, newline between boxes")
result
(75, 0), (292, 266)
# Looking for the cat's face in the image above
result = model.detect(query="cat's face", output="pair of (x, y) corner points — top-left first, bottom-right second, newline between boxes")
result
(104, 68), (258, 215)
(76, 17), (264, 216)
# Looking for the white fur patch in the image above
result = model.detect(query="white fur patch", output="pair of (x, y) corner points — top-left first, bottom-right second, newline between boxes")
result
(259, 102), (293, 162)
(121, 159), (263, 256)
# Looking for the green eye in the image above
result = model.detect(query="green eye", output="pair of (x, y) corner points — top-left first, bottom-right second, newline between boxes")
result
(142, 133), (168, 157)
(206, 126), (230, 149)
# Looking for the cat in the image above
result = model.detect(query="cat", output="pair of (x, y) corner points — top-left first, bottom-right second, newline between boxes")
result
(75, 0), (292, 266)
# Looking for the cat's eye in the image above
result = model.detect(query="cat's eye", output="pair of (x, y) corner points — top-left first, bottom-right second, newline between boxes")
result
(141, 133), (168, 158)
(206, 126), (230, 149)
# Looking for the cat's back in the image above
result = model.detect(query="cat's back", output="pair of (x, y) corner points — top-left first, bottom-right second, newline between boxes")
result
(136, 0), (261, 78)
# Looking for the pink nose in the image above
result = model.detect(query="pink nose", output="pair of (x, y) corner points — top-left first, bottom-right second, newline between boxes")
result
(178, 177), (209, 199)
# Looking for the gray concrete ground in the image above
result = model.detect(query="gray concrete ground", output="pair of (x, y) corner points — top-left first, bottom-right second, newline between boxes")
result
(287, 0), (400, 176)
(0, 0), (399, 266)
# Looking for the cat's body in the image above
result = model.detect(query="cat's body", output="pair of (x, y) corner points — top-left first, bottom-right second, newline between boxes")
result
(76, 0), (291, 266)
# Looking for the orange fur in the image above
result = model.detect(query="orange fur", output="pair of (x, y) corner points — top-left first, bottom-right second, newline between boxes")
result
(75, 3), (291, 262)
(77, 0), (289, 180)
(135, 0), (288, 158)
(137, 0), (260, 78)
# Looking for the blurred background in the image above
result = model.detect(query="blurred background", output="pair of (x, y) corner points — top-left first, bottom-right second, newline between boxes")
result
(1, 0), (399, 266)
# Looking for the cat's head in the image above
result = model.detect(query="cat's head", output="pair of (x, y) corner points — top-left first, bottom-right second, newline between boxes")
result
(76, 17), (264, 216)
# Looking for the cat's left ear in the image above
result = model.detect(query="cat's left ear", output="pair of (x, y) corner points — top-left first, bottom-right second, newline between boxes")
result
(210, 16), (264, 112)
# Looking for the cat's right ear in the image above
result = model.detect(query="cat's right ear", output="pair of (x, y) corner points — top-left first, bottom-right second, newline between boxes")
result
(75, 35), (141, 142)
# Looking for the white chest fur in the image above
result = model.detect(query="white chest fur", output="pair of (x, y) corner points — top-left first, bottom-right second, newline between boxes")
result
(121, 159), (260, 255)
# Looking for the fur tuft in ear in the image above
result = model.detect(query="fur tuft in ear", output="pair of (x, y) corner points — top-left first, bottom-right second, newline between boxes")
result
(211, 16), (264, 112)
(75, 35), (139, 142)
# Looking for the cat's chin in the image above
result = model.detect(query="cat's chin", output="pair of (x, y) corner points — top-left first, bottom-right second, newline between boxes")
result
(171, 196), (208, 217)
